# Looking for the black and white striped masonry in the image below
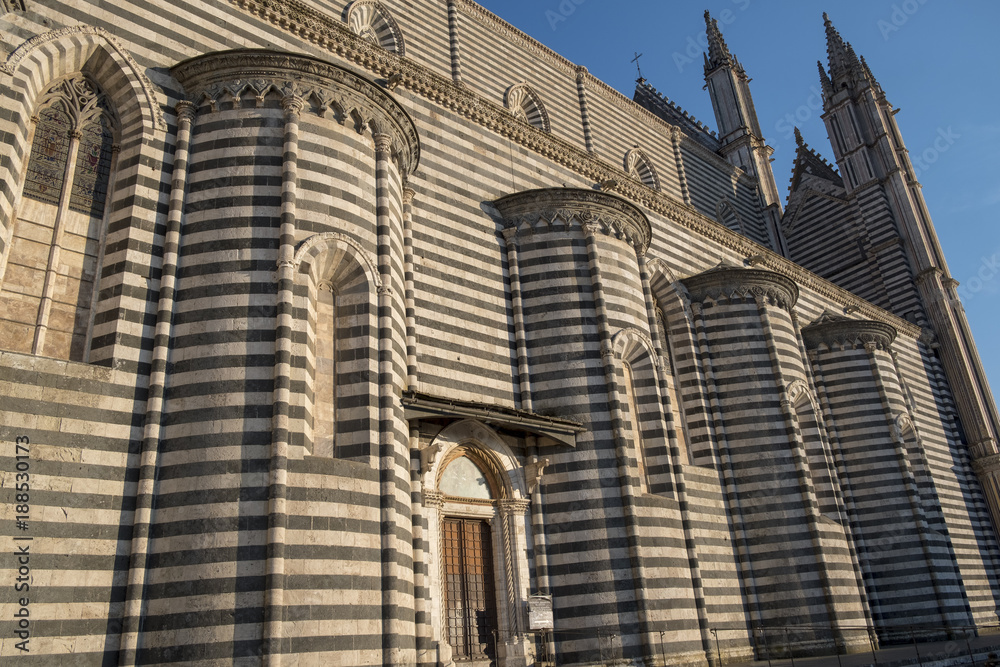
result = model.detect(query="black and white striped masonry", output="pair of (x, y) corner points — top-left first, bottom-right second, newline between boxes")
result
(0, 2), (998, 666)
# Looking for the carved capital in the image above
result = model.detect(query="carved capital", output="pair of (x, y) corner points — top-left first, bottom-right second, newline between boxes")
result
(498, 498), (531, 515)
(175, 100), (198, 125)
(281, 94), (305, 114)
(403, 186), (416, 204)
(970, 438), (999, 463)
(915, 266), (944, 287)
(373, 131), (394, 155)
(919, 327), (939, 349)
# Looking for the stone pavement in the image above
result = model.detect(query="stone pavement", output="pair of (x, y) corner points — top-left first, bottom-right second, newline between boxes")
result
(725, 634), (1000, 667)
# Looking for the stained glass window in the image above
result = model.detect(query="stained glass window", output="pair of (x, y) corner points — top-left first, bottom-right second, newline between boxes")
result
(23, 105), (71, 207)
(70, 113), (114, 216)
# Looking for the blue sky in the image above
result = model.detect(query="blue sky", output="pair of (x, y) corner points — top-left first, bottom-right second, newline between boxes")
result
(477, 0), (1000, 404)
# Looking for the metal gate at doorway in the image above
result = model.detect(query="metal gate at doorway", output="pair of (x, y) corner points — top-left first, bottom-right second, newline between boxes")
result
(443, 517), (498, 664)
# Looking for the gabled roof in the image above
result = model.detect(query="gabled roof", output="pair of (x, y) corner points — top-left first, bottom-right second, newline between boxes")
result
(788, 127), (841, 195)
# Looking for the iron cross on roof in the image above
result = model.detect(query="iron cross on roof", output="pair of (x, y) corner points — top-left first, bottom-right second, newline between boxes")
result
(632, 51), (645, 83)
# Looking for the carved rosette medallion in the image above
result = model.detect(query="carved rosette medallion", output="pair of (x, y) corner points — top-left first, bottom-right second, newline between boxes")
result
(171, 49), (420, 174)
(494, 187), (652, 254)
(681, 264), (799, 310)
(801, 311), (897, 351)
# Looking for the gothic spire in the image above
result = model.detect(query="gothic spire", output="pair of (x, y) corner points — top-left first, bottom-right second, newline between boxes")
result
(823, 12), (861, 84)
(704, 10), (735, 72)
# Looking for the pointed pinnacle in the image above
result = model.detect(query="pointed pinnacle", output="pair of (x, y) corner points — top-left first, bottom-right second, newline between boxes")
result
(845, 41), (865, 76)
(823, 12), (857, 82)
(704, 10), (733, 71)
(818, 60), (832, 95)
(794, 127), (804, 147)
(860, 54), (882, 92)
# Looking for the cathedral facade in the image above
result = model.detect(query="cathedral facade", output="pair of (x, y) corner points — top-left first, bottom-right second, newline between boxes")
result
(1, 1), (999, 665)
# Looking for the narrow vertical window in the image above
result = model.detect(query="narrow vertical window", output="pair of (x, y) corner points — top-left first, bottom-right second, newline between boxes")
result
(657, 309), (692, 465)
(623, 361), (649, 493)
(314, 285), (336, 457)
(664, 346), (690, 466)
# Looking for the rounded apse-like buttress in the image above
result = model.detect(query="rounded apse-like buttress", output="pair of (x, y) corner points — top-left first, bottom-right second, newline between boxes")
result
(132, 50), (418, 662)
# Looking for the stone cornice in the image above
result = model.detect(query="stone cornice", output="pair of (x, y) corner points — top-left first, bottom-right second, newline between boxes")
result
(495, 188), (651, 255)
(801, 315), (897, 351)
(227, 0), (921, 341)
(170, 49), (419, 174)
(454, 0), (577, 75)
(682, 265), (799, 310)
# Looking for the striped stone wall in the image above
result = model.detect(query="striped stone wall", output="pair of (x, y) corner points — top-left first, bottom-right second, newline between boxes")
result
(0, 2), (998, 666)
(0, 351), (142, 660)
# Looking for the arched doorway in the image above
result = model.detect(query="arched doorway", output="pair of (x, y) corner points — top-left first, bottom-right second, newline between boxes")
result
(420, 420), (535, 667)
(440, 453), (500, 664)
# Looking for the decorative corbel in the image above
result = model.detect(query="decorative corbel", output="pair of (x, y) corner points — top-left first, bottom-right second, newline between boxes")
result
(386, 72), (404, 90)
(525, 457), (549, 495)
(420, 441), (445, 476)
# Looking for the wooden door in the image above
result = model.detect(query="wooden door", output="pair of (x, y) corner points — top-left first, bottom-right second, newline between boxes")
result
(443, 518), (498, 662)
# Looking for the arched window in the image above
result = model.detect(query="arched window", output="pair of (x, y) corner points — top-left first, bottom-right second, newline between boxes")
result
(293, 235), (381, 462)
(0, 73), (118, 361)
(896, 415), (931, 512)
(504, 83), (550, 133)
(789, 381), (839, 516)
(613, 329), (671, 494)
(624, 147), (660, 191)
(622, 360), (650, 493)
(656, 308), (691, 465)
(344, 0), (406, 55)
